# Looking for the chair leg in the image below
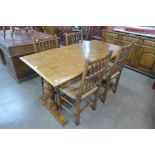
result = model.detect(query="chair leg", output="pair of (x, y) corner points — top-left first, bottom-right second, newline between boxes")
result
(100, 78), (111, 103)
(56, 89), (61, 110)
(26, 28), (29, 37)
(3, 30), (6, 39)
(91, 89), (99, 111)
(75, 97), (81, 126)
(113, 73), (121, 93)
(11, 28), (14, 40)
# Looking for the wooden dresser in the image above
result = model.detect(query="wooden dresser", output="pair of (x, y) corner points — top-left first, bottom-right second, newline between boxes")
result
(0, 31), (58, 81)
(102, 29), (155, 78)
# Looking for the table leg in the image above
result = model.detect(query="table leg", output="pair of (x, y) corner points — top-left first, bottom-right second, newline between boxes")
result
(39, 79), (68, 126)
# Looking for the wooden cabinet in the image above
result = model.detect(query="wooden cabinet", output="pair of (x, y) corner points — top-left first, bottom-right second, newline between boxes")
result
(3, 45), (36, 81)
(136, 46), (155, 74)
(125, 44), (139, 67)
(0, 31), (55, 81)
(102, 29), (155, 78)
(102, 31), (119, 44)
(90, 26), (104, 40)
(121, 35), (139, 43)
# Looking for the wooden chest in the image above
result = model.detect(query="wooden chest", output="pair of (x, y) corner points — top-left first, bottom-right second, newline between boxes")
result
(3, 44), (36, 81)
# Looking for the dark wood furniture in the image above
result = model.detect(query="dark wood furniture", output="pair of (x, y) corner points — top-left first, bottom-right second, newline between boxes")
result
(20, 40), (122, 125)
(102, 29), (155, 78)
(58, 52), (111, 125)
(91, 26), (103, 41)
(0, 30), (55, 81)
(42, 26), (59, 35)
(57, 26), (76, 44)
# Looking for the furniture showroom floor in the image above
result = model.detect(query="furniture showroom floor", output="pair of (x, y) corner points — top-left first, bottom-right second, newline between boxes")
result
(0, 58), (155, 129)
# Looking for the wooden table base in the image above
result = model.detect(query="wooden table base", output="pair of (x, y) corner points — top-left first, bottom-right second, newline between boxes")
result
(39, 79), (68, 126)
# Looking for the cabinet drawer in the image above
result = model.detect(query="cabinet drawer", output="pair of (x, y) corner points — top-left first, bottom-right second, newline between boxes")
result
(104, 38), (119, 44)
(122, 36), (139, 43)
(143, 40), (155, 47)
(9, 44), (34, 57)
(104, 32), (118, 39)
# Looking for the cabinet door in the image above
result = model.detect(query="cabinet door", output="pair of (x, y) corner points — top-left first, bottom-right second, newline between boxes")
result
(103, 31), (118, 39)
(125, 44), (139, 67)
(136, 46), (155, 75)
(143, 40), (155, 48)
(121, 35), (139, 43)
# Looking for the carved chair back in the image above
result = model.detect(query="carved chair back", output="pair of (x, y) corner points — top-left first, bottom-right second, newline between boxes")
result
(79, 52), (112, 95)
(33, 35), (59, 52)
(110, 43), (133, 76)
(64, 32), (83, 46)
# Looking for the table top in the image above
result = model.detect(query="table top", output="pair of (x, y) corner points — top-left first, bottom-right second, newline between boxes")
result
(20, 40), (121, 87)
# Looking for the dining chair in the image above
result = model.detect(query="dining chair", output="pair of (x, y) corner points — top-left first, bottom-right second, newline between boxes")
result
(3, 26), (13, 39)
(3, 26), (33, 39)
(12, 26), (33, 34)
(57, 52), (112, 125)
(33, 35), (59, 102)
(100, 43), (133, 103)
(64, 31), (83, 46)
(33, 35), (59, 53)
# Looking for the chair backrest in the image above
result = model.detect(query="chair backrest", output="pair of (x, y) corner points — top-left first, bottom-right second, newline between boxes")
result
(110, 43), (133, 76)
(33, 35), (59, 53)
(64, 32), (83, 46)
(79, 52), (112, 95)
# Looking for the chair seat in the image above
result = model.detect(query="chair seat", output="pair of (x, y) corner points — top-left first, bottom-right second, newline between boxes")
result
(59, 76), (98, 99)
(103, 63), (121, 80)
(103, 64), (112, 80)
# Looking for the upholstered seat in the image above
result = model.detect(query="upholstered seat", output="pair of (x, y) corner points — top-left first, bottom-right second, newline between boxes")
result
(102, 64), (112, 80)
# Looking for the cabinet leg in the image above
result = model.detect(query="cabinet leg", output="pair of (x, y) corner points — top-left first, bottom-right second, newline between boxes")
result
(0, 50), (6, 64)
